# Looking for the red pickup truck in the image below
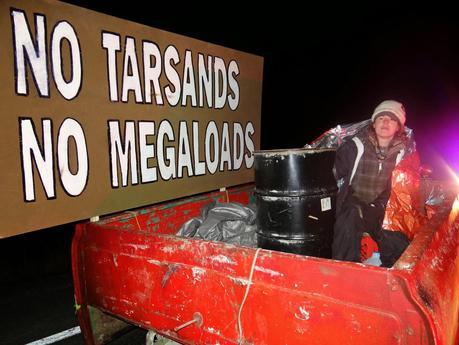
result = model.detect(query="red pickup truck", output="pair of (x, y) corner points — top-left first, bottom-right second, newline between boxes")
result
(72, 179), (459, 345)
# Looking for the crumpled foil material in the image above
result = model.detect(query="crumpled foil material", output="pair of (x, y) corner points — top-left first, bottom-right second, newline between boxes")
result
(305, 120), (449, 241)
(382, 151), (423, 240)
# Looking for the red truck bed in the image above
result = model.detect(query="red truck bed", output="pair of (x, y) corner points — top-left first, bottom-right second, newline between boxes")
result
(72, 184), (459, 345)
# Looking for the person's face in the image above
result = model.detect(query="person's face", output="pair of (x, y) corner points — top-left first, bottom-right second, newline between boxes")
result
(373, 114), (400, 140)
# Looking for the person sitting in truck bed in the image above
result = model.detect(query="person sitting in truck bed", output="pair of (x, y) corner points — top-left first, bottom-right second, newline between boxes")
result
(332, 100), (410, 267)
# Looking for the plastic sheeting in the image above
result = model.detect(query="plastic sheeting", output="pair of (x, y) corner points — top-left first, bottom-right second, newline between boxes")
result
(176, 201), (258, 247)
(305, 119), (416, 155)
(422, 179), (459, 220)
(380, 143), (455, 239)
(382, 152), (423, 240)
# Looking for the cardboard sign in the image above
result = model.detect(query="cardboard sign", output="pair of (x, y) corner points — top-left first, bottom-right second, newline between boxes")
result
(0, 0), (263, 238)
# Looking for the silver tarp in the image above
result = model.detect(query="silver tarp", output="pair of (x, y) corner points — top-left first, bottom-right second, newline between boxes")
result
(176, 201), (258, 247)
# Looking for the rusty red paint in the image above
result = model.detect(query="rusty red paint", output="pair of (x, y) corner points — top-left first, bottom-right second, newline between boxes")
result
(72, 184), (459, 345)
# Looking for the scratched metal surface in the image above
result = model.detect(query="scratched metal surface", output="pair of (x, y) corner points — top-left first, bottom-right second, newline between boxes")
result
(72, 185), (459, 345)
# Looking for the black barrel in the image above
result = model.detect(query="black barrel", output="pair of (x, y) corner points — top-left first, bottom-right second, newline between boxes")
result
(254, 148), (337, 258)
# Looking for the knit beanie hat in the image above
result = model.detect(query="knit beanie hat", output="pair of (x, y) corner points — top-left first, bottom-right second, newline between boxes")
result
(371, 100), (406, 126)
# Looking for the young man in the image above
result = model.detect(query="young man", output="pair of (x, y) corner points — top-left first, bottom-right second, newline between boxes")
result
(332, 100), (410, 267)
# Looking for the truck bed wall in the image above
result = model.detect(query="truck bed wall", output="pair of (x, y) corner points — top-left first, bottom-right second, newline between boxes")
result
(72, 185), (459, 345)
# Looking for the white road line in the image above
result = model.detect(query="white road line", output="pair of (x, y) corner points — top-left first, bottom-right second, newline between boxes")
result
(25, 326), (81, 345)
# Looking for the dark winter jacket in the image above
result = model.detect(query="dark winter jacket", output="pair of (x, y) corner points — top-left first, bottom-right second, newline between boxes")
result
(334, 127), (406, 215)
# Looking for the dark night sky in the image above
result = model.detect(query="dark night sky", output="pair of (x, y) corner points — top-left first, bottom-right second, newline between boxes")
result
(63, 2), (459, 178)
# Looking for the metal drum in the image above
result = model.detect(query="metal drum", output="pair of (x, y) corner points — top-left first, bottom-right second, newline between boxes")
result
(254, 148), (337, 258)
